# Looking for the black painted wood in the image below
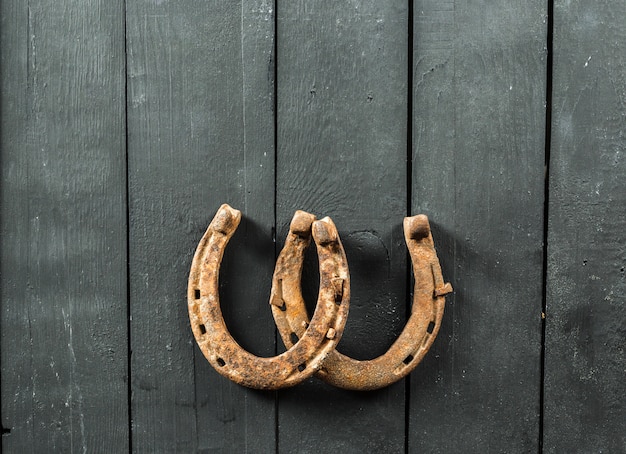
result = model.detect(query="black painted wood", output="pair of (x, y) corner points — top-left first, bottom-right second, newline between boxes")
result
(276, 1), (409, 452)
(0, 0), (128, 452)
(409, 1), (546, 452)
(544, 1), (626, 452)
(125, 1), (276, 452)
(2, 1), (625, 452)
(123, 1), (275, 452)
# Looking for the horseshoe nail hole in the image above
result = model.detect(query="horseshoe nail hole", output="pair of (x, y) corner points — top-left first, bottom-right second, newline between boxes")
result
(279, 302), (287, 312)
(427, 321), (435, 334)
(332, 279), (344, 304)
(216, 358), (226, 367)
(298, 363), (306, 372)
(290, 332), (299, 345)
(199, 324), (206, 334)
(403, 355), (414, 365)
(194, 289), (201, 299)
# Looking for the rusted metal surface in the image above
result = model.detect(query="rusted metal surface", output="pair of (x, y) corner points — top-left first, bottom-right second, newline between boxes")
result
(272, 214), (452, 390)
(188, 204), (350, 390)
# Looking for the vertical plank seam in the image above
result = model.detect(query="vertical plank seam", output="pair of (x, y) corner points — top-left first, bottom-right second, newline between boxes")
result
(405, 1), (415, 453)
(241, 0), (249, 213)
(123, 0), (133, 451)
(539, 1), (555, 452)
(273, 1), (279, 453)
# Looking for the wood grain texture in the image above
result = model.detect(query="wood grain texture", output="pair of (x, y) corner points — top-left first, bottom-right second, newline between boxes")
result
(409, 0), (546, 451)
(544, 1), (626, 452)
(2, 1), (625, 452)
(276, 1), (409, 452)
(126, 0), (276, 451)
(0, 0), (128, 452)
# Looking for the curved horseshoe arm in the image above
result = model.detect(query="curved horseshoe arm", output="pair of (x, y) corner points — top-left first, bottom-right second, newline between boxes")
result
(272, 213), (452, 391)
(188, 204), (350, 390)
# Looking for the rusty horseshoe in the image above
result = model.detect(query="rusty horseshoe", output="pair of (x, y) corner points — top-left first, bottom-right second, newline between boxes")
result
(188, 204), (350, 390)
(271, 213), (452, 390)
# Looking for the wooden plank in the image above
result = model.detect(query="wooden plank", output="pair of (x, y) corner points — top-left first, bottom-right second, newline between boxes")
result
(0, 0), (128, 452)
(276, 1), (408, 452)
(544, 1), (626, 451)
(126, 0), (276, 451)
(409, 0), (546, 451)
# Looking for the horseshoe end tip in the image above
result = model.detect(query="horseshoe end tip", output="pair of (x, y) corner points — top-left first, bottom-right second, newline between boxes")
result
(218, 203), (241, 215)
(405, 214), (431, 240)
(290, 210), (316, 237)
(212, 204), (242, 234)
(312, 217), (338, 245)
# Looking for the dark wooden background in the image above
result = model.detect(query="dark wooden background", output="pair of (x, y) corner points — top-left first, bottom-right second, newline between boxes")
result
(1, 0), (624, 452)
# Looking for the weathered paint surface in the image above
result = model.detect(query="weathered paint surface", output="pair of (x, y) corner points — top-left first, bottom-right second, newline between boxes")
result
(1, 0), (624, 452)
(1, 0), (129, 452)
(409, 0), (547, 451)
(544, 0), (626, 452)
